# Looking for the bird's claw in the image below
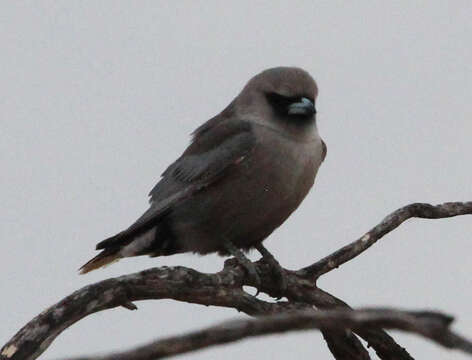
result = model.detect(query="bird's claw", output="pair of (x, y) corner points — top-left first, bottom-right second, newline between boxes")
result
(240, 260), (262, 295)
(222, 239), (262, 295)
(260, 252), (288, 298)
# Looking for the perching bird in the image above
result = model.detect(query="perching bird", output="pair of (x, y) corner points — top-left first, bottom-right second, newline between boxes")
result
(80, 67), (326, 289)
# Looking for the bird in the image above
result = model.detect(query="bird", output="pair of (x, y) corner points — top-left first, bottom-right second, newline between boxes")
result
(80, 66), (326, 291)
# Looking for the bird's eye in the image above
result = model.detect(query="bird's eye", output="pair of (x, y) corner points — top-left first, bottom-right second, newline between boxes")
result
(266, 93), (299, 108)
(266, 93), (316, 118)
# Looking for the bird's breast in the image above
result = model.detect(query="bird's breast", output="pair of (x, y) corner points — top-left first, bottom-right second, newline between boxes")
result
(170, 126), (324, 254)
(247, 126), (323, 206)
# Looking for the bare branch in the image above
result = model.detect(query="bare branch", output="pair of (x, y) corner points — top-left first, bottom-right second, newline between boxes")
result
(3, 201), (471, 360)
(299, 201), (472, 278)
(0, 263), (401, 360)
(0, 264), (304, 360)
(311, 289), (414, 360)
(57, 308), (472, 360)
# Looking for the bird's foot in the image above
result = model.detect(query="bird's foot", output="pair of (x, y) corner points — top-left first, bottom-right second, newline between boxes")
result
(264, 256), (288, 298)
(223, 240), (261, 295)
(238, 258), (262, 293)
(255, 244), (288, 298)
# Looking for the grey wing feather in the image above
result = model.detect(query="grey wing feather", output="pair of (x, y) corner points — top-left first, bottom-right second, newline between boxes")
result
(149, 118), (254, 202)
(162, 132), (253, 183)
(96, 119), (255, 250)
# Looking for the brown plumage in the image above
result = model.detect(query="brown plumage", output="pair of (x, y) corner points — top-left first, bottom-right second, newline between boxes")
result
(80, 67), (326, 274)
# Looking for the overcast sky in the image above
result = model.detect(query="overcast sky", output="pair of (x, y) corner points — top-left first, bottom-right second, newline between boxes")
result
(1, 1), (471, 359)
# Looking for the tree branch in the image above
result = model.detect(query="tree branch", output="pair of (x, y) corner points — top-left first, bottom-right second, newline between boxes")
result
(58, 308), (472, 360)
(310, 289), (414, 360)
(299, 201), (472, 278)
(2, 201), (471, 360)
(0, 263), (365, 360)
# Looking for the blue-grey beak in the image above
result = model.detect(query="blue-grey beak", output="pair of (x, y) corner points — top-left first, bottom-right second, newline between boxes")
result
(287, 97), (316, 116)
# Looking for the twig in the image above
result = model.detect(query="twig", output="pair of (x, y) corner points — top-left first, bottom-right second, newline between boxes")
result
(299, 201), (472, 278)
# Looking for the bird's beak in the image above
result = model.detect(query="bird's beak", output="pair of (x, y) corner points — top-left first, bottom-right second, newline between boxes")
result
(287, 97), (316, 116)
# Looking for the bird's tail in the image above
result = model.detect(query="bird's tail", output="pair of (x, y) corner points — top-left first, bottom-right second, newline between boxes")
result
(79, 227), (163, 274)
(79, 248), (122, 274)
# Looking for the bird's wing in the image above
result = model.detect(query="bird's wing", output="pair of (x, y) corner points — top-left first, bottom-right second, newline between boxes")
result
(95, 118), (255, 250)
(153, 118), (254, 196)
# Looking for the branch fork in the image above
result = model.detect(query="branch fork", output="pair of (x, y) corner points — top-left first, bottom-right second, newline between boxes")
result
(2, 201), (471, 360)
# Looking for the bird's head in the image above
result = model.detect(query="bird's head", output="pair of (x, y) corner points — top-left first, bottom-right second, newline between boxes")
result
(234, 67), (318, 129)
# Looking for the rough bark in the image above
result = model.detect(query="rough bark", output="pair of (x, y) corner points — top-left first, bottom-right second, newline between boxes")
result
(59, 309), (472, 360)
(1, 201), (471, 360)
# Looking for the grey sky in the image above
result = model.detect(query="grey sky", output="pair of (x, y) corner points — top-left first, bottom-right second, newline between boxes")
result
(1, 1), (471, 359)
